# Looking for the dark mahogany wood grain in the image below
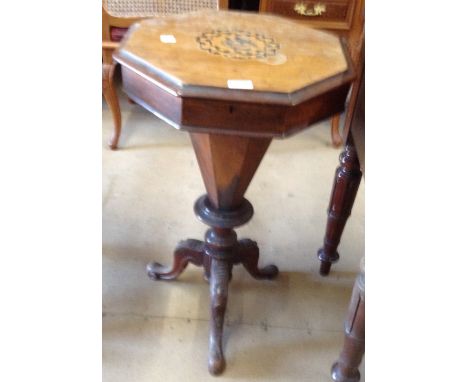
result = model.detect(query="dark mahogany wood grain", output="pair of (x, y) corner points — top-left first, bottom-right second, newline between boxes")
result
(116, 35), (355, 138)
(190, 133), (271, 209)
(120, 66), (183, 128)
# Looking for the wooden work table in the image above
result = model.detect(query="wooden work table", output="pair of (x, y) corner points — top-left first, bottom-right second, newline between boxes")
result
(113, 10), (355, 375)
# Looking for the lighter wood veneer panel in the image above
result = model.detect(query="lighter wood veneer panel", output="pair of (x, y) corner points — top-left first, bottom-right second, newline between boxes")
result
(118, 10), (348, 94)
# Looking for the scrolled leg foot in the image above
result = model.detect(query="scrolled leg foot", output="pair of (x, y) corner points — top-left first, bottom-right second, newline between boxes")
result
(238, 239), (279, 280)
(331, 362), (360, 382)
(208, 258), (231, 375)
(147, 239), (204, 281)
(208, 352), (226, 376)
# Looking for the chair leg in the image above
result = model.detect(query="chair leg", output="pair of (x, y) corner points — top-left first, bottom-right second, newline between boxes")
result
(102, 62), (121, 150)
(331, 265), (365, 382)
(331, 114), (343, 147)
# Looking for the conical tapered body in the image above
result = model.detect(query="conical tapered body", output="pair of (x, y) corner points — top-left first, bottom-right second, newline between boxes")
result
(190, 133), (271, 210)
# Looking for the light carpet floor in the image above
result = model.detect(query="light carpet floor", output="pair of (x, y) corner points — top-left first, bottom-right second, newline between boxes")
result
(103, 90), (365, 381)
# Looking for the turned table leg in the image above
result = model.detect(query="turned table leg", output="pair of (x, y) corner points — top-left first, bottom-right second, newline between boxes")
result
(332, 261), (365, 382)
(317, 143), (362, 276)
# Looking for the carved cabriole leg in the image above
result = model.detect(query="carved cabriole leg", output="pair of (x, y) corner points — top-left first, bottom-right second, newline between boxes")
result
(208, 257), (231, 375)
(317, 143), (362, 276)
(332, 262), (365, 382)
(102, 62), (122, 150)
(238, 239), (279, 280)
(202, 225), (242, 375)
(146, 239), (204, 280)
(331, 114), (343, 147)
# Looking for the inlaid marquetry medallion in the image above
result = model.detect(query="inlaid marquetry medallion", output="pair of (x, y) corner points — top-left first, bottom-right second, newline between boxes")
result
(116, 10), (349, 93)
(196, 30), (280, 60)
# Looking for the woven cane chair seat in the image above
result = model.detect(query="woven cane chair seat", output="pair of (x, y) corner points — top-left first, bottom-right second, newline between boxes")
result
(103, 0), (219, 18)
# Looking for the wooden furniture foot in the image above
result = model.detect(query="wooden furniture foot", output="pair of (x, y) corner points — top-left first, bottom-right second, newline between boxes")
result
(317, 142), (362, 275)
(238, 239), (279, 279)
(102, 62), (122, 150)
(146, 239), (207, 280)
(331, 261), (365, 381)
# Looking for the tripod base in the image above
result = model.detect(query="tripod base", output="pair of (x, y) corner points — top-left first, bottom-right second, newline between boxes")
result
(147, 195), (278, 375)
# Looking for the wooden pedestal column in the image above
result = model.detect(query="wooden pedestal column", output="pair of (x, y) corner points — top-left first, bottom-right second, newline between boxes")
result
(146, 133), (279, 375)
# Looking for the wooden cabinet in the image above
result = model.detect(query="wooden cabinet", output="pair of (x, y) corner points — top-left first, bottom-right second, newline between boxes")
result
(260, 0), (356, 30)
(259, 0), (364, 137)
(260, 0), (363, 61)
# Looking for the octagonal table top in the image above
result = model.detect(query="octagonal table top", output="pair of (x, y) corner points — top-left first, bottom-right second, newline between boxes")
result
(114, 10), (353, 105)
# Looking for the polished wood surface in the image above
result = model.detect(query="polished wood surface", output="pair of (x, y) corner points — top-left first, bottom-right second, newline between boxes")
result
(116, 10), (348, 94)
(117, 10), (355, 375)
(317, 142), (362, 275)
(114, 11), (355, 138)
(343, 46), (364, 164)
(190, 133), (271, 209)
(120, 61), (350, 137)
